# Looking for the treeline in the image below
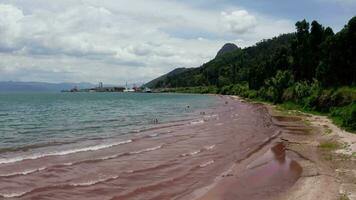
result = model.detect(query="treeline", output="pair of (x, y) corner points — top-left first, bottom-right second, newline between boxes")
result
(149, 17), (356, 131)
(151, 17), (355, 89)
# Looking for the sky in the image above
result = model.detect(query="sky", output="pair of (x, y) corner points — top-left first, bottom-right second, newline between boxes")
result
(0, 0), (355, 85)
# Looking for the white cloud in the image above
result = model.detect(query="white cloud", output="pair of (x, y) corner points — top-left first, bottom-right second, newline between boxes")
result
(221, 10), (257, 34)
(0, 4), (24, 51)
(0, 1), (295, 84)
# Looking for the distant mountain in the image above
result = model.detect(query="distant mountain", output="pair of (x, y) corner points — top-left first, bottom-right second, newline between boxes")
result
(215, 43), (239, 58)
(145, 33), (295, 88)
(0, 81), (96, 92)
(144, 68), (192, 88)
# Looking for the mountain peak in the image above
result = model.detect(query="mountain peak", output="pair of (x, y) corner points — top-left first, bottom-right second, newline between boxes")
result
(216, 43), (239, 58)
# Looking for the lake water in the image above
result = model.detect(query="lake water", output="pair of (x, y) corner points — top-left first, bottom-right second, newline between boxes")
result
(0, 93), (217, 158)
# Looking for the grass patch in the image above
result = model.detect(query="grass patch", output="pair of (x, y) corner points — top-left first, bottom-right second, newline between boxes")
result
(319, 141), (340, 150)
(324, 127), (332, 135)
(330, 104), (356, 132)
(339, 193), (350, 200)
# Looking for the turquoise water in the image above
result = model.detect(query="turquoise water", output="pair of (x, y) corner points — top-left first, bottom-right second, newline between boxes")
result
(0, 93), (217, 153)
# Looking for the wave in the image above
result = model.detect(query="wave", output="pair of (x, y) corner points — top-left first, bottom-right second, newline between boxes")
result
(0, 190), (31, 198)
(181, 150), (201, 157)
(204, 145), (216, 150)
(0, 167), (46, 177)
(54, 144), (164, 167)
(203, 114), (219, 121)
(3, 144), (165, 176)
(190, 119), (205, 125)
(199, 160), (214, 168)
(69, 175), (119, 187)
(180, 144), (216, 157)
(0, 141), (76, 154)
(0, 140), (133, 165)
(0, 175), (120, 198)
(126, 162), (177, 174)
(129, 145), (162, 154)
(149, 133), (160, 137)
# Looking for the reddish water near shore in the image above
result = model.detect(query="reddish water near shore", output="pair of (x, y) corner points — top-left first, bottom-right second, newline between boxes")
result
(0, 96), (301, 200)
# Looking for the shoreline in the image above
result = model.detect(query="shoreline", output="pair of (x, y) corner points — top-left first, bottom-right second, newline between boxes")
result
(198, 95), (356, 200)
(184, 95), (356, 200)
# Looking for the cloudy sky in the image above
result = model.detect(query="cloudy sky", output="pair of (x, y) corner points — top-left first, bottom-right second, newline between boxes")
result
(0, 0), (355, 85)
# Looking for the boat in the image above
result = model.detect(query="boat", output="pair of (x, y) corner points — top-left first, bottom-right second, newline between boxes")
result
(144, 87), (152, 93)
(123, 88), (135, 92)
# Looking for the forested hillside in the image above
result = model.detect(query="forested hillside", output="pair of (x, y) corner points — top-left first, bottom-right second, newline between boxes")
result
(146, 17), (356, 131)
(148, 17), (355, 89)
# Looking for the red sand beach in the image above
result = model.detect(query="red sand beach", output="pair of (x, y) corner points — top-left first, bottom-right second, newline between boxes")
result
(0, 96), (303, 200)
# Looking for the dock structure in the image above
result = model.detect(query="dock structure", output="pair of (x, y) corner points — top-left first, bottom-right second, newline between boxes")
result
(62, 82), (151, 93)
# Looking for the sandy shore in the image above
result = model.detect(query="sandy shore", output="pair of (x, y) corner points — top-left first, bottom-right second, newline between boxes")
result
(195, 96), (356, 200)
(273, 108), (356, 200)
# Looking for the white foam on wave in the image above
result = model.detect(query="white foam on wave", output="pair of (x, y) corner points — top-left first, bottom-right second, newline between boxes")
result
(199, 160), (214, 168)
(190, 119), (205, 125)
(190, 150), (201, 155)
(203, 114), (219, 121)
(130, 145), (162, 154)
(69, 175), (119, 187)
(181, 149), (202, 157)
(181, 145), (216, 157)
(0, 140), (133, 165)
(204, 145), (216, 150)
(0, 190), (30, 198)
(99, 154), (121, 161)
(149, 133), (159, 137)
(62, 162), (74, 166)
(0, 167), (46, 177)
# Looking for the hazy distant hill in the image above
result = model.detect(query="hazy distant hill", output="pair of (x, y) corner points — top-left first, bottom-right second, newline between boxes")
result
(0, 81), (96, 92)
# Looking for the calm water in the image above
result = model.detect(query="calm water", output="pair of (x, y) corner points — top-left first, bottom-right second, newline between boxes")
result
(0, 92), (217, 154)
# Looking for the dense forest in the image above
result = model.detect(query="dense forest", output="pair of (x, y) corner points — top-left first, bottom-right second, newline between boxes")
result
(146, 17), (356, 131)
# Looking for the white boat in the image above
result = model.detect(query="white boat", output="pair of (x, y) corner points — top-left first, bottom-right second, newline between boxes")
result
(144, 87), (152, 93)
(123, 88), (135, 92)
(123, 82), (135, 92)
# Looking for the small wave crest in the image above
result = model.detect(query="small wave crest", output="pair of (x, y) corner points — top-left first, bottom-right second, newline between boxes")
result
(203, 114), (219, 121)
(181, 150), (201, 157)
(180, 144), (215, 157)
(0, 167), (46, 177)
(149, 133), (159, 137)
(204, 145), (216, 150)
(69, 175), (119, 187)
(130, 145), (162, 154)
(190, 119), (205, 125)
(199, 160), (214, 168)
(0, 190), (30, 198)
(0, 140), (133, 165)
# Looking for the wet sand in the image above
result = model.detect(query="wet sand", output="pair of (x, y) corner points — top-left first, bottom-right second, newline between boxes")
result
(195, 143), (302, 200)
(0, 96), (303, 200)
